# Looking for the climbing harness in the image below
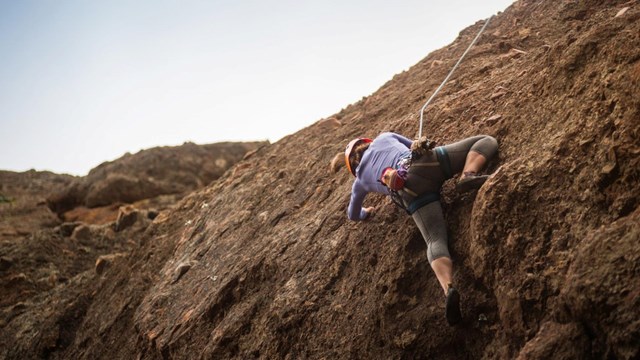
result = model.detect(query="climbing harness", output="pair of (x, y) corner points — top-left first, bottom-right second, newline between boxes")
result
(379, 152), (442, 215)
(418, 15), (493, 139)
(403, 146), (455, 214)
(389, 188), (441, 215)
(404, 146), (453, 214)
(382, 146), (455, 215)
(407, 192), (441, 215)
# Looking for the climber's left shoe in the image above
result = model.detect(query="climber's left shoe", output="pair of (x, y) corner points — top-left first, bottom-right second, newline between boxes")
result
(445, 284), (462, 326)
(456, 172), (489, 192)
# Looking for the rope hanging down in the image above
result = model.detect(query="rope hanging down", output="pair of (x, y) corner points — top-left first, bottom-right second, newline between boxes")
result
(418, 15), (493, 139)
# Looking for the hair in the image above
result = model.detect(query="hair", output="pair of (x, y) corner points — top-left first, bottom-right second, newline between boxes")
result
(330, 142), (371, 174)
(330, 152), (343, 173)
(349, 142), (370, 173)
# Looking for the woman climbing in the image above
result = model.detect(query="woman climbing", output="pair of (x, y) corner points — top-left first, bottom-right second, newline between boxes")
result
(336, 132), (498, 326)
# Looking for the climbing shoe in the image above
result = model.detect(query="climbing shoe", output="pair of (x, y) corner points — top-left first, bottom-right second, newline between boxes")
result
(456, 172), (489, 192)
(445, 285), (462, 326)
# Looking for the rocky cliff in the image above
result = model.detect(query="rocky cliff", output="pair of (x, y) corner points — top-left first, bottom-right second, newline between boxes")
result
(1, 1), (639, 359)
(0, 141), (264, 358)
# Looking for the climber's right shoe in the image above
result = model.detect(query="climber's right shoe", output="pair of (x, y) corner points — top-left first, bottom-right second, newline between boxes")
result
(456, 172), (489, 192)
(445, 285), (462, 326)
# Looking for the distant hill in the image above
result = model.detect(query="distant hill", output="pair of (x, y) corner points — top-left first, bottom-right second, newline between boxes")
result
(47, 141), (267, 223)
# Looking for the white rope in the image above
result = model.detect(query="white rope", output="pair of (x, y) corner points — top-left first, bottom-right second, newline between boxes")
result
(418, 15), (493, 139)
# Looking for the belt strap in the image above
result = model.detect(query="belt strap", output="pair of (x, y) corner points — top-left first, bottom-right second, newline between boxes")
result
(435, 147), (453, 180)
(407, 192), (440, 215)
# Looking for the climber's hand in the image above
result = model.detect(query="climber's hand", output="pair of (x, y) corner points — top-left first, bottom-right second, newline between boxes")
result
(363, 207), (375, 220)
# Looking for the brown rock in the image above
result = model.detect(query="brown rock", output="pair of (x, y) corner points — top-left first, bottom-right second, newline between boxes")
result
(517, 322), (590, 359)
(57, 222), (82, 237)
(115, 205), (139, 232)
(0, 256), (13, 271)
(70, 225), (92, 242)
(560, 210), (640, 359)
(317, 117), (342, 130)
(615, 7), (629, 18)
(501, 48), (527, 60)
(95, 253), (127, 275)
(601, 147), (618, 175)
(484, 114), (503, 125)
(490, 91), (506, 100)
(171, 262), (193, 284)
(62, 204), (121, 225)
(518, 28), (531, 39)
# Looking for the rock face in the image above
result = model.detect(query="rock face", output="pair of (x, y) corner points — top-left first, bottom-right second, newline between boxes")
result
(0, 141), (266, 359)
(0, 170), (75, 309)
(0, 170), (74, 239)
(1, 1), (639, 359)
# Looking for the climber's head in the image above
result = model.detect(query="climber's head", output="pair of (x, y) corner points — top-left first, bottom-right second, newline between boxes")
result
(344, 138), (372, 176)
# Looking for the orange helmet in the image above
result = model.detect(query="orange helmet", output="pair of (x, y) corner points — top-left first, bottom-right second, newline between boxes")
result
(344, 138), (373, 176)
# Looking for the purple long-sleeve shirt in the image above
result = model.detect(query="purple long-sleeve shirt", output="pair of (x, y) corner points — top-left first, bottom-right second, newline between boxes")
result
(348, 132), (413, 221)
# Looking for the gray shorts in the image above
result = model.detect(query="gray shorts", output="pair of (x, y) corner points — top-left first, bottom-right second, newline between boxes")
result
(412, 200), (449, 264)
(404, 135), (498, 195)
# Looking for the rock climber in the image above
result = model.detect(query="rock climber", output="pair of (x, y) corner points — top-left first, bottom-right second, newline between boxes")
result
(335, 132), (498, 325)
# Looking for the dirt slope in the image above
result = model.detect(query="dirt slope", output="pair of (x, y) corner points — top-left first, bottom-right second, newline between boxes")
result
(2, 0), (639, 359)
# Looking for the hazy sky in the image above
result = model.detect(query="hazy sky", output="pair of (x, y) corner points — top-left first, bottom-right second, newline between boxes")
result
(0, 0), (514, 175)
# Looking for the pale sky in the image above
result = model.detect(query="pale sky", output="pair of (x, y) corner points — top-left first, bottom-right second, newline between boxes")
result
(0, 0), (514, 176)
